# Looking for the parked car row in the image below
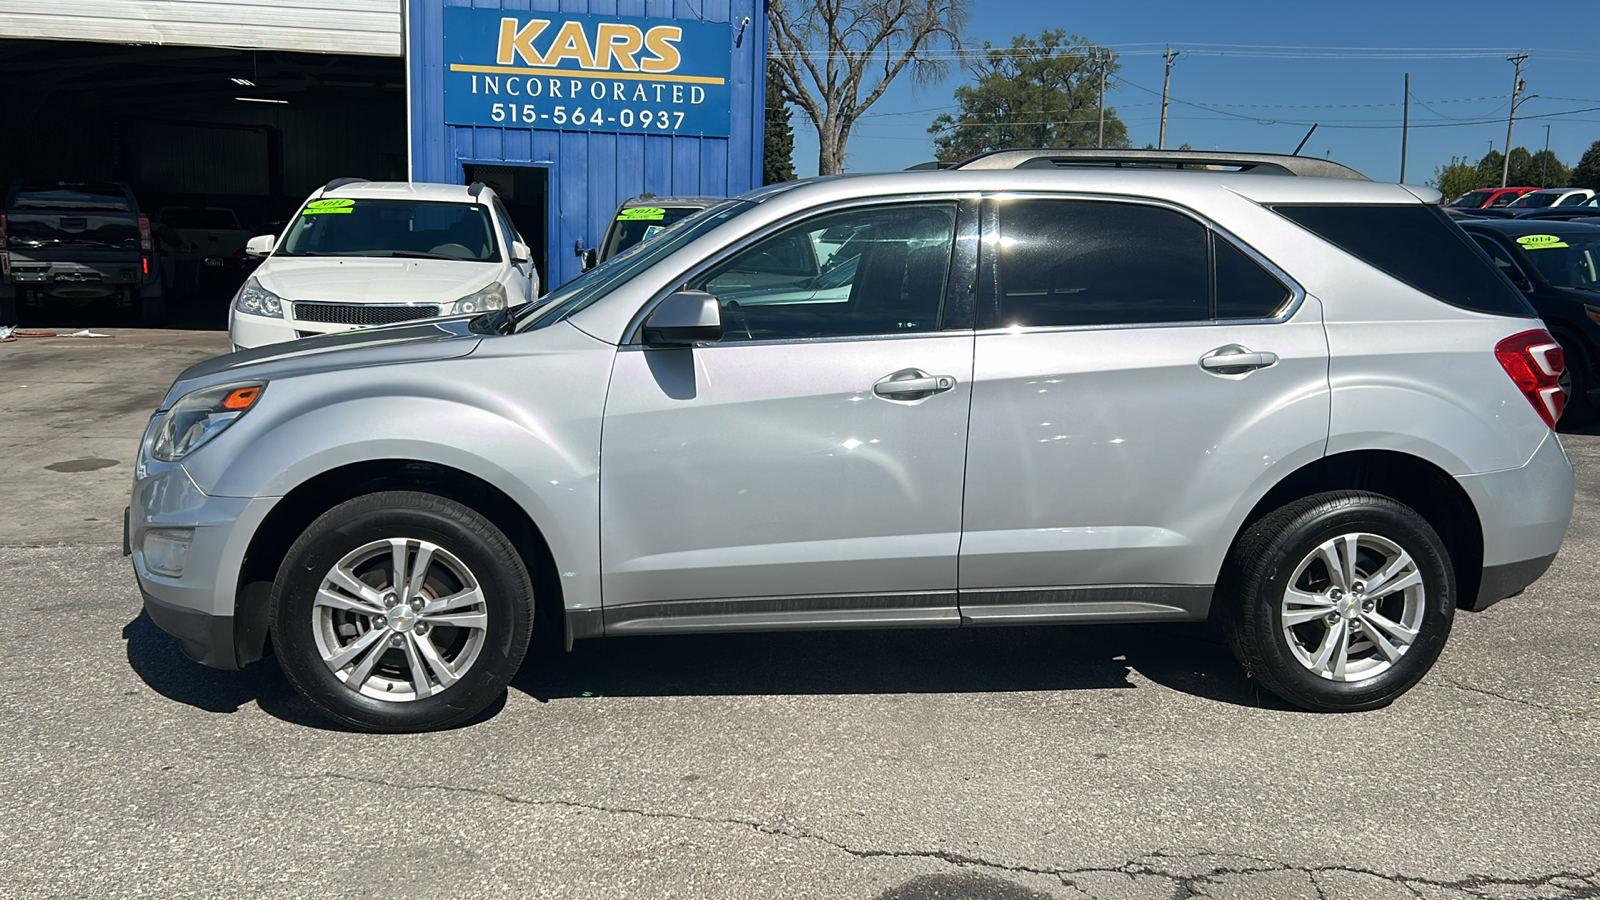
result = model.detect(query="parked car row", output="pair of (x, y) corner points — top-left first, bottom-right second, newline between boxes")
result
(130, 149), (1575, 732)
(1449, 185), (1598, 218)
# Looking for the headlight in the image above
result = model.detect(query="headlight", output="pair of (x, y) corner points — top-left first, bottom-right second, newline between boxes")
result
(450, 282), (507, 315)
(234, 278), (283, 317)
(149, 382), (266, 463)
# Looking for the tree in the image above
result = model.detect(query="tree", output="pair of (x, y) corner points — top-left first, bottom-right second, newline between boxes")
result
(1573, 140), (1600, 190)
(1430, 156), (1485, 201)
(763, 58), (796, 184)
(769, 0), (968, 175)
(1527, 149), (1571, 187)
(1476, 150), (1505, 186)
(1503, 147), (1536, 186)
(927, 31), (1128, 161)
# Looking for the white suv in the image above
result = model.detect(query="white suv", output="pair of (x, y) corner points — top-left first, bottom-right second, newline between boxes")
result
(229, 179), (538, 349)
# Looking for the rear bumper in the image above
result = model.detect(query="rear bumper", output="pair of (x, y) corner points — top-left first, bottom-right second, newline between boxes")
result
(1466, 553), (1558, 612)
(1455, 431), (1574, 611)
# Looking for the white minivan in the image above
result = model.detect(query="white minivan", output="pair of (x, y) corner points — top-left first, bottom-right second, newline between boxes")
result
(229, 179), (538, 350)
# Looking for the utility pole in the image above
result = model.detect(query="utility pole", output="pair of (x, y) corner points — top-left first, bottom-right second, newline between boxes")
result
(1159, 45), (1179, 150)
(1502, 53), (1528, 188)
(1543, 124), (1552, 186)
(1096, 48), (1108, 149)
(1400, 72), (1410, 183)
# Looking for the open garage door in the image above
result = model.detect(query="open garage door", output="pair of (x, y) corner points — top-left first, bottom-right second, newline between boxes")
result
(0, 39), (404, 324)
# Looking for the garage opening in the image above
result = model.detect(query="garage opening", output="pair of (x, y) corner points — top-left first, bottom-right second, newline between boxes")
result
(0, 39), (404, 325)
(462, 164), (549, 290)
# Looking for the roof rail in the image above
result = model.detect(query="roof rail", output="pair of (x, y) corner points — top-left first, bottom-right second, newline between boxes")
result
(323, 176), (370, 191)
(946, 149), (1369, 181)
(903, 160), (958, 171)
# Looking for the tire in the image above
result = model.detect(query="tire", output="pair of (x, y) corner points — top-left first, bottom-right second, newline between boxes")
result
(0, 293), (16, 326)
(1219, 491), (1454, 712)
(270, 491), (535, 732)
(138, 286), (167, 327)
(1552, 332), (1595, 428)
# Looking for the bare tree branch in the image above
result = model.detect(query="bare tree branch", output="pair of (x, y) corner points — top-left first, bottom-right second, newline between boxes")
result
(769, 0), (968, 174)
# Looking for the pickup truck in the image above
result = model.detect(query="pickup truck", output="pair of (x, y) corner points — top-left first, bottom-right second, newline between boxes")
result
(1, 181), (167, 325)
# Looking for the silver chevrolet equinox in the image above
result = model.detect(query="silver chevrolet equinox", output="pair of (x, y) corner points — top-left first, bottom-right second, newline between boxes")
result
(129, 150), (1576, 732)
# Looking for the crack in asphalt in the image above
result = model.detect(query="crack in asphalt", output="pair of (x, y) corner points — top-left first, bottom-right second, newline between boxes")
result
(250, 768), (1600, 899)
(1442, 678), (1581, 714)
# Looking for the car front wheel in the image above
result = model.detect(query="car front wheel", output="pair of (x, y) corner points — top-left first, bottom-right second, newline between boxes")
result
(270, 491), (534, 732)
(1220, 491), (1454, 712)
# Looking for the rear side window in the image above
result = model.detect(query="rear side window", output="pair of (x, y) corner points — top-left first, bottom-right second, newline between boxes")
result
(1273, 204), (1534, 317)
(1215, 239), (1291, 319)
(994, 200), (1209, 327)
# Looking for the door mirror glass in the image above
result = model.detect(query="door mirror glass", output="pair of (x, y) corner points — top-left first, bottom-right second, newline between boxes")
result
(643, 291), (723, 345)
(245, 234), (275, 258)
(510, 239), (531, 264)
(579, 247), (599, 271)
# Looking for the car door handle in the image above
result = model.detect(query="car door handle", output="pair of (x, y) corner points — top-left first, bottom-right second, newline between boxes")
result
(1200, 346), (1279, 372)
(874, 370), (956, 398)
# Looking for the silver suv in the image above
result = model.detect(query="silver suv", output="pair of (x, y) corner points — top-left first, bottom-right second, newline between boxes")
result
(129, 151), (1575, 732)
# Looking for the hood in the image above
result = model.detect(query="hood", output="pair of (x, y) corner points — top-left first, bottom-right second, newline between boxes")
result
(164, 316), (485, 406)
(257, 256), (500, 304)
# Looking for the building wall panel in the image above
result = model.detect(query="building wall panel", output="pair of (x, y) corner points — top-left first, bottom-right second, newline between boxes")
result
(411, 0), (765, 288)
(0, 0), (402, 56)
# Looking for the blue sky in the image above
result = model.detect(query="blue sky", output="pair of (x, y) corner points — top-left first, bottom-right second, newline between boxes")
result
(787, 0), (1600, 186)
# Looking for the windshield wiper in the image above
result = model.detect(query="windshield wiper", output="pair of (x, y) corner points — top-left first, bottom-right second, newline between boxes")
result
(384, 251), (462, 261)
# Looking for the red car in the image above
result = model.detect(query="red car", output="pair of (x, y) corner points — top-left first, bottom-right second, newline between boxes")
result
(1449, 186), (1540, 209)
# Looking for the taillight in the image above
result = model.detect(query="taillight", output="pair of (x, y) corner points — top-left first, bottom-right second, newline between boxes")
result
(138, 215), (153, 252)
(1495, 329), (1566, 429)
(0, 212), (8, 250)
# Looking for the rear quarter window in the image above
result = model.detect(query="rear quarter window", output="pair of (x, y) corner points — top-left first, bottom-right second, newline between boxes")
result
(1272, 204), (1535, 317)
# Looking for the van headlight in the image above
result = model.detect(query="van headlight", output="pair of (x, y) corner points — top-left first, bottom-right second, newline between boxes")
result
(234, 278), (283, 317)
(149, 382), (266, 462)
(449, 282), (507, 315)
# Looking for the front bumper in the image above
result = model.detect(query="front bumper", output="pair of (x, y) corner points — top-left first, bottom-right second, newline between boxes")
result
(229, 309), (361, 350)
(129, 463), (279, 670)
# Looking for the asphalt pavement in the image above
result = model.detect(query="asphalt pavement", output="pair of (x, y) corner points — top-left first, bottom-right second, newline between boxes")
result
(1, 325), (1596, 899)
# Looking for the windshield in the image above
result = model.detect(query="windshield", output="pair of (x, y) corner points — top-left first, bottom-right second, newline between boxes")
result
(161, 208), (240, 229)
(278, 199), (500, 261)
(1516, 233), (1600, 290)
(601, 206), (707, 260)
(516, 200), (752, 331)
(1511, 192), (1561, 209)
(1450, 190), (1494, 208)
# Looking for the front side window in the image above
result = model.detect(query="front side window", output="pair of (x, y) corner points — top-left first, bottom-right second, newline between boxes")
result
(279, 199), (501, 262)
(689, 202), (958, 342)
(993, 199), (1209, 328)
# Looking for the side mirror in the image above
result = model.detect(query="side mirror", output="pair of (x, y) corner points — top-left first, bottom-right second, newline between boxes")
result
(579, 248), (599, 271)
(642, 291), (722, 346)
(245, 234), (275, 258)
(510, 240), (530, 264)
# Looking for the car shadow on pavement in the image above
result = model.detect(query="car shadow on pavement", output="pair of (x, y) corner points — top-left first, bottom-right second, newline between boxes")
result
(122, 611), (1301, 729)
(121, 611), (360, 730)
(512, 622), (1304, 712)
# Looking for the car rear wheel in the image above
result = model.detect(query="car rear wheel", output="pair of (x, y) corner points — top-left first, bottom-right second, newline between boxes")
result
(1220, 491), (1454, 712)
(270, 491), (534, 732)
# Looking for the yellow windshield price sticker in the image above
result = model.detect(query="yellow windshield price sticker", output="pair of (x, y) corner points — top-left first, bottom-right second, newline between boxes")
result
(304, 198), (355, 215)
(618, 207), (666, 221)
(1517, 234), (1569, 249)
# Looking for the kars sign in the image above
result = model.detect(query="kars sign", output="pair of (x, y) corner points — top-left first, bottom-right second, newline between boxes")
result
(442, 7), (732, 137)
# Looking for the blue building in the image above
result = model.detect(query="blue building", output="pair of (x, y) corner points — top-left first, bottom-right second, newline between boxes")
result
(407, 1), (768, 290)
